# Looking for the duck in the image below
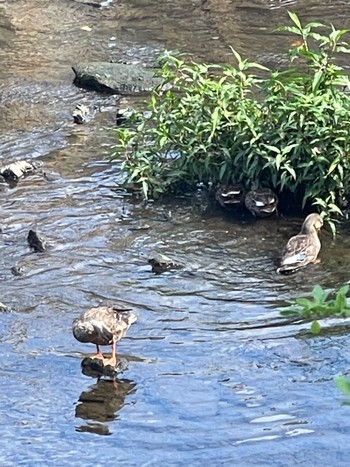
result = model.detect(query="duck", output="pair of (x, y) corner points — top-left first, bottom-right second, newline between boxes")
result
(72, 305), (137, 367)
(277, 213), (323, 274)
(215, 184), (245, 209)
(244, 187), (278, 217)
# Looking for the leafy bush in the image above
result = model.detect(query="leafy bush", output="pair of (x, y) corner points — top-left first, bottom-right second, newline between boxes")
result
(112, 12), (350, 227)
(279, 284), (350, 334)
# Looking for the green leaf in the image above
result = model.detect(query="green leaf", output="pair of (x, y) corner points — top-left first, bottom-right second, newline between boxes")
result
(336, 46), (350, 54)
(312, 70), (324, 93)
(219, 163), (227, 181)
(263, 144), (280, 154)
(247, 62), (270, 71)
(276, 25), (302, 36)
(210, 107), (221, 139)
(288, 11), (303, 30)
(328, 203), (344, 216)
(142, 180), (149, 199)
(275, 152), (283, 170)
(310, 320), (321, 335)
(338, 285), (349, 296)
(281, 143), (299, 155)
(295, 297), (313, 308)
(285, 166), (297, 180)
(327, 157), (340, 175)
(305, 22), (326, 29)
(230, 48), (242, 65)
(334, 285), (350, 312)
(330, 28), (349, 43)
(335, 376), (350, 396)
(312, 285), (326, 304)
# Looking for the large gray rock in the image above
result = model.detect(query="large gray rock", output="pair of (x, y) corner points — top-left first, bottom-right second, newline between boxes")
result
(72, 62), (161, 95)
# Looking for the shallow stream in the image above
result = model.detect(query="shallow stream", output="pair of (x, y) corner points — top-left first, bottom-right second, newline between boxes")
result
(1, 1), (350, 465)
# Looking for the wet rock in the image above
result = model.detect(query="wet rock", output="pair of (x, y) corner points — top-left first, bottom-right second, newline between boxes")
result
(116, 107), (133, 126)
(1, 160), (43, 181)
(116, 108), (153, 126)
(72, 62), (162, 95)
(43, 170), (62, 182)
(0, 302), (11, 313)
(72, 103), (95, 124)
(27, 229), (47, 252)
(148, 253), (184, 274)
(191, 184), (212, 215)
(81, 356), (128, 378)
(10, 266), (23, 277)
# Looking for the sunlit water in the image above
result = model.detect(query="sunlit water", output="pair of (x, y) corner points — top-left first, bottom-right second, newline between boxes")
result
(0, 0), (350, 465)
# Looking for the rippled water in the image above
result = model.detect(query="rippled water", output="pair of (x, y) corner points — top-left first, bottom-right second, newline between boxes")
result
(1, 0), (350, 465)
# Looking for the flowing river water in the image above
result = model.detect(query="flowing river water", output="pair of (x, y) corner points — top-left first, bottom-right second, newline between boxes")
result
(1, 0), (350, 465)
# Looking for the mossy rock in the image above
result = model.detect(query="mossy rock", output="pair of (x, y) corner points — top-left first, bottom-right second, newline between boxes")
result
(72, 62), (162, 95)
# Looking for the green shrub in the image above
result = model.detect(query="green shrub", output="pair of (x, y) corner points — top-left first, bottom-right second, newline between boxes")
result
(279, 284), (350, 334)
(112, 12), (350, 228)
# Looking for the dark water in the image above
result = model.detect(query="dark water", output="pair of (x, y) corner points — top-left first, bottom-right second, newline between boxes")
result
(1, 0), (350, 465)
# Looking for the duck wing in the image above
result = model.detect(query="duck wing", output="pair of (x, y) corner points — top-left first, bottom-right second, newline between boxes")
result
(112, 307), (137, 338)
(72, 307), (116, 345)
(277, 234), (320, 274)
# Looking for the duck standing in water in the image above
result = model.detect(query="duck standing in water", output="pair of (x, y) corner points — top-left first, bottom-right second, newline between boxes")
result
(277, 213), (323, 274)
(72, 305), (137, 367)
(244, 188), (279, 217)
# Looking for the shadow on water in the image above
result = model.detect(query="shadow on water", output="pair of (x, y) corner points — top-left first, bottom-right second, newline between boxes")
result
(1, 0), (350, 465)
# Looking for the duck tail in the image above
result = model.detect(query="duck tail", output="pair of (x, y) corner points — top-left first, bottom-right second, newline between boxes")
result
(276, 264), (300, 275)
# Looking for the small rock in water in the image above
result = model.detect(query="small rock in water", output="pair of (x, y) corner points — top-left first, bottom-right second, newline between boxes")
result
(72, 103), (93, 124)
(43, 171), (62, 182)
(81, 356), (128, 378)
(27, 229), (47, 252)
(10, 266), (23, 277)
(0, 302), (11, 313)
(1, 160), (43, 181)
(116, 107), (133, 126)
(148, 253), (184, 274)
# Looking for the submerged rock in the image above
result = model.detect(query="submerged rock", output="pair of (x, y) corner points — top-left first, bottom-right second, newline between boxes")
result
(27, 229), (47, 252)
(72, 103), (94, 124)
(1, 160), (42, 181)
(116, 107), (134, 126)
(148, 253), (184, 274)
(10, 266), (23, 277)
(72, 62), (161, 95)
(0, 302), (11, 313)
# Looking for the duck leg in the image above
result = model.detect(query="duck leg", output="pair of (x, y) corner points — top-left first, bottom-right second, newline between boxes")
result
(103, 340), (117, 367)
(92, 344), (104, 360)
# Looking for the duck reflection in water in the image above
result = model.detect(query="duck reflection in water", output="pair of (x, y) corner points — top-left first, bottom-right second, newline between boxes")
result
(75, 372), (137, 436)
